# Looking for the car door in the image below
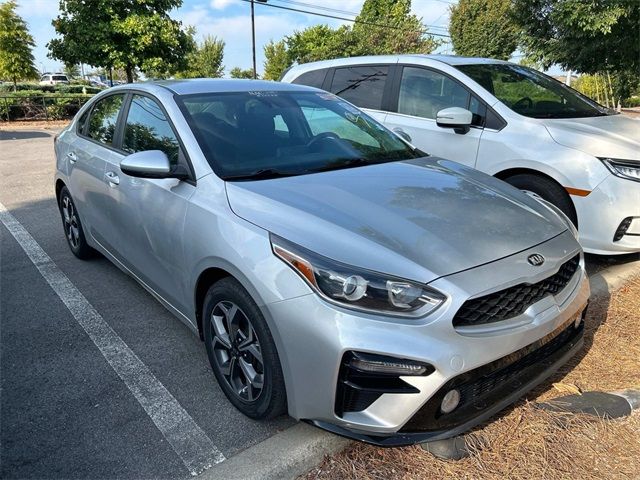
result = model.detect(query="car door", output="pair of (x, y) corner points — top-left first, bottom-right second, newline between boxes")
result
(67, 93), (127, 252)
(326, 65), (391, 124)
(108, 93), (195, 312)
(384, 66), (483, 167)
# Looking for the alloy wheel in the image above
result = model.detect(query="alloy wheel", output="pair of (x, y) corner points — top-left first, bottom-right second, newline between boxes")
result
(62, 195), (80, 249)
(210, 301), (264, 402)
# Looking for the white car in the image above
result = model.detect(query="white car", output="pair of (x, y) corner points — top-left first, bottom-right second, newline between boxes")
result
(282, 55), (640, 255)
(40, 73), (70, 85)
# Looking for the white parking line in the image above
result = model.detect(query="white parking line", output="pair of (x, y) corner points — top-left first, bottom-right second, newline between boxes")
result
(0, 202), (225, 476)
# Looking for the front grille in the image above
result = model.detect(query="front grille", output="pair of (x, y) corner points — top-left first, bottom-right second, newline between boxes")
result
(453, 254), (580, 328)
(400, 318), (584, 433)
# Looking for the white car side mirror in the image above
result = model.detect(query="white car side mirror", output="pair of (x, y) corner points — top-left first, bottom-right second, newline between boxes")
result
(436, 107), (473, 134)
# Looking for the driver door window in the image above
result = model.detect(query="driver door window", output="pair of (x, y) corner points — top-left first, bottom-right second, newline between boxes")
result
(398, 67), (470, 120)
(122, 95), (180, 165)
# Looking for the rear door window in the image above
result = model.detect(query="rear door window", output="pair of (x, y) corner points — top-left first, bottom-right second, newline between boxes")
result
(86, 94), (125, 146)
(329, 65), (389, 110)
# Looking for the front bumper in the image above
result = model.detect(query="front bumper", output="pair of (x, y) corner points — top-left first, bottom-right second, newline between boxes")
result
(265, 230), (589, 443)
(574, 174), (640, 254)
(311, 314), (584, 446)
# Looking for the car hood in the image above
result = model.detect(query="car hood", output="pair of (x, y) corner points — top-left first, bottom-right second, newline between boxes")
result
(226, 158), (567, 283)
(543, 114), (640, 160)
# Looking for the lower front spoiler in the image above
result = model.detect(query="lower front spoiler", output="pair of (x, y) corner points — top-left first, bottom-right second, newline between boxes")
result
(308, 322), (585, 447)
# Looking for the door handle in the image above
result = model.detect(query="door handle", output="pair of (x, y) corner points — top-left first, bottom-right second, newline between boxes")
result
(105, 171), (120, 186)
(67, 152), (77, 163)
(392, 127), (412, 143)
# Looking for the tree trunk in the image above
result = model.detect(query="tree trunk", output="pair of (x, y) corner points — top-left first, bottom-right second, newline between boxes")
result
(126, 65), (133, 83)
(13, 76), (17, 92)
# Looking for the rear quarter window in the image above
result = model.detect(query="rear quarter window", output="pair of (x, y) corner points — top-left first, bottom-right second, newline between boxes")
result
(291, 69), (328, 89)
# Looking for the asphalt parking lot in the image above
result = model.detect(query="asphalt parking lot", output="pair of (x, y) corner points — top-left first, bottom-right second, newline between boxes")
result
(1, 128), (638, 479)
(0, 128), (294, 479)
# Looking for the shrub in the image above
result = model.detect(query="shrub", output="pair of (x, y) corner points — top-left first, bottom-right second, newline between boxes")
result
(0, 92), (93, 120)
(622, 96), (640, 108)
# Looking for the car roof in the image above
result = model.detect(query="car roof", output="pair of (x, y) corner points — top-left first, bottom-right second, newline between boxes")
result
(284, 54), (511, 74)
(129, 78), (320, 96)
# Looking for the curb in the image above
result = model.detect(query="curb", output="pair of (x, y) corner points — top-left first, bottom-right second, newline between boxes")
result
(205, 258), (639, 479)
(588, 256), (640, 298)
(199, 423), (349, 480)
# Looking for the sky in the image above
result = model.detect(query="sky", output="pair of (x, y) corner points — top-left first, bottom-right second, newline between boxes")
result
(15, 0), (458, 76)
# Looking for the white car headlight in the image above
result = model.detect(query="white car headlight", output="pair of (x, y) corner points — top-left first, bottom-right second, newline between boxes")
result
(599, 157), (640, 183)
(271, 235), (445, 317)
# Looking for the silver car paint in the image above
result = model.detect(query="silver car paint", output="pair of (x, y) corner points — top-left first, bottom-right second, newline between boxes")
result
(54, 80), (589, 435)
(226, 157), (568, 282)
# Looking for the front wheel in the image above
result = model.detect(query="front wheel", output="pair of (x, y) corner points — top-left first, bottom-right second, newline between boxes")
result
(203, 278), (287, 419)
(504, 173), (578, 227)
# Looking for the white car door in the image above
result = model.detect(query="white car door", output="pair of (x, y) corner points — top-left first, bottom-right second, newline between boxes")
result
(383, 66), (482, 167)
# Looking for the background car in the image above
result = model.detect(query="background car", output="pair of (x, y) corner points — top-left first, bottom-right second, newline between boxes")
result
(54, 80), (589, 446)
(282, 55), (640, 255)
(39, 73), (70, 85)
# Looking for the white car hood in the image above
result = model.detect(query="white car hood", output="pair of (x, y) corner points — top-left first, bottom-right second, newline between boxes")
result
(543, 114), (640, 161)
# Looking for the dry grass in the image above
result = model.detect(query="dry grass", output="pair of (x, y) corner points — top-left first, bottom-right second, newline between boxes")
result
(0, 119), (69, 130)
(305, 276), (640, 480)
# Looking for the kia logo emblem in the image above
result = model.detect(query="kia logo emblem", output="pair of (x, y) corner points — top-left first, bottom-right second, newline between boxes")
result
(528, 254), (545, 266)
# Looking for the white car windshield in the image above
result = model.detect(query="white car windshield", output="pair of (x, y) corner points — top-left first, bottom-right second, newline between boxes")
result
(178, 91), (421, 180)
(456, 63), (611, 119)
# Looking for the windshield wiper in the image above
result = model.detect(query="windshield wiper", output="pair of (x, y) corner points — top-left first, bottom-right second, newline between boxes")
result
(223, 168), (301, 181)
(307, 158), (376, 173)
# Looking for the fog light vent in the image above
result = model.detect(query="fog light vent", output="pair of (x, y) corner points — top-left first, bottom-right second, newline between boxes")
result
(614, 217), (633, 242)
(440, 389), (461, 413)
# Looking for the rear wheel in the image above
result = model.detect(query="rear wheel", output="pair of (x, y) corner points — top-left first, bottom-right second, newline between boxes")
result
(504, 173), (578, 227)
(203, 277), (287, 419)
(58, 187), (95, 259)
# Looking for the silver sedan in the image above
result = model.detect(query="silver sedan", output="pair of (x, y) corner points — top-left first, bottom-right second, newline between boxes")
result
(54, 80), (589, 446)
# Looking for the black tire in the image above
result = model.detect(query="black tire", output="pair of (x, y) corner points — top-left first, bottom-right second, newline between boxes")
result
(58, 186), (95, 259)
(504, 173), (578, 227)
(203, 277), (287, 419)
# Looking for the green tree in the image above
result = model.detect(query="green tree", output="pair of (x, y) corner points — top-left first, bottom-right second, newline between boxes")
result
(350, 0), (438, 56)
(283, 0), (437, 67)
(229, 67), (255, 79)
(449, 0), (518, 60)
(0, 0), (39, 90)
(512, 0), (639, 74)
(263, 39), (291, 81)
(48, 0), (194, 83)
(286, 25), (354, 64)
(63, 62), (80, 79)
(178, 35), (225, 78)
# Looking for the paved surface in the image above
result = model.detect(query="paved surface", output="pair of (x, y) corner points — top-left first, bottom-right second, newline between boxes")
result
(1, 128), (639, 479)
(0, 129), (293, 479)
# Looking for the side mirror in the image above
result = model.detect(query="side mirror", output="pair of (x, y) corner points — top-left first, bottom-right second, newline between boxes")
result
(436, 107), (473, 134)
(120, 150), (184, 179)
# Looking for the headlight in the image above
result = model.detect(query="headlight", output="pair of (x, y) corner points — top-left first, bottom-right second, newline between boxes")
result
(599, 158), (640, 183)
(526, 193), (578, 239)
(271, 235), (445, 317)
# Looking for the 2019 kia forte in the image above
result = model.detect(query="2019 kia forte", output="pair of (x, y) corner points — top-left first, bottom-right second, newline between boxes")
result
(54, 80), (589, 445)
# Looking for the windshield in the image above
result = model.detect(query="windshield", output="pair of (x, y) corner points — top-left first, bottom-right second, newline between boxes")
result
(456, 63), (611, 119)
(52, 75), (68, 81)
(178, 91), (420, 180)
